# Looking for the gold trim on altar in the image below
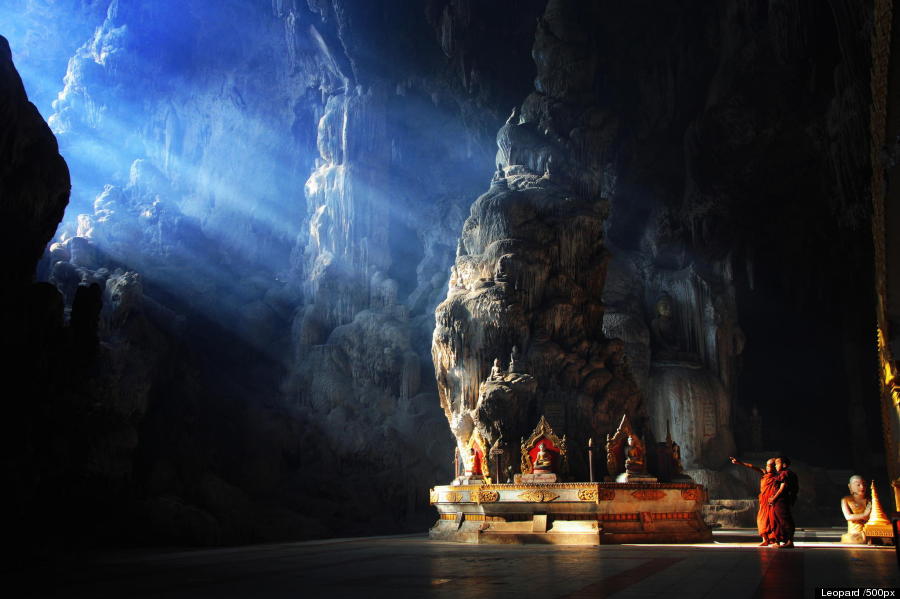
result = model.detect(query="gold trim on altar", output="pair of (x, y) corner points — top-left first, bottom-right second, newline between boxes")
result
(518, 490), (559, 502)
(432, 482), (700, 491)
(631, 489), (665, 501)
(474, 489), (500, 503)
(441, 491), (463, 503)
(577, 488), (598, 502)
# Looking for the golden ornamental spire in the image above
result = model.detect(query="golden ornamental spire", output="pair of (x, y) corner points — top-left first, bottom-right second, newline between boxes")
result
(864, 481), (894, 541)
(868, 481), (891, 526)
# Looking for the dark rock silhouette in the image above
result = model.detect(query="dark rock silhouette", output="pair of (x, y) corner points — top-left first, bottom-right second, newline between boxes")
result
(0, 35), (70, 288)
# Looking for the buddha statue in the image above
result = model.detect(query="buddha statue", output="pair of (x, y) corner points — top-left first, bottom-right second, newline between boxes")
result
(467, 447), (483, 476)
(625, 435), (646, 474)
(841, 475), (871, 544)
(494, 254), (512, 282)
(645, 287), (735, 471)
(489, 358), (504, 381)
(671, 441), (683, 474)
(534, 442), (553, 472)
(490, 163), (508, 188)
(449, 265), (460, 290)
(509, 345), (524, 373)
(650, 292), (681, 358)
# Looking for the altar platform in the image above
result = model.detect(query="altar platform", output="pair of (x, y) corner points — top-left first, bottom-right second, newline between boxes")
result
(429, 481), (711, 545)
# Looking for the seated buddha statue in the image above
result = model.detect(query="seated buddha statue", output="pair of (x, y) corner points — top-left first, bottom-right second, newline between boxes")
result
(625, 435), (646, 474)
(534, 442), (553, 472)
(489, 358), (503, 381)
(650, 293), (680, 358)
(649, 292), (700, 364)
(841, 475), (871, 544)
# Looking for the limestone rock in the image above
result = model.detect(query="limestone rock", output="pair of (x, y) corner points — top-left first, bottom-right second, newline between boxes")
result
(703, 500), (758, 529)
(432, 2), (642, 479)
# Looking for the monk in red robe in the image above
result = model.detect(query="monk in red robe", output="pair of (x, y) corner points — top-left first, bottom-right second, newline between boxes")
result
(768, 456), (798, 548)
(730, 456), (778, 545)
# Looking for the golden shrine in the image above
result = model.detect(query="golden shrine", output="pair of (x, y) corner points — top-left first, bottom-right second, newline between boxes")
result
(429, 414), (711, 545)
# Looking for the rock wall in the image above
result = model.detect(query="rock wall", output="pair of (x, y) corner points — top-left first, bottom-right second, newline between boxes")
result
(602, 254), (740, 470)
(592, 0), (876, 471)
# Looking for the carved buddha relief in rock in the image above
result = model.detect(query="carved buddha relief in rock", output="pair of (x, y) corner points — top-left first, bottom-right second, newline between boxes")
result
(645, 287), (735, 470)
(650, 292), (680, 357)
(649, 291), (700, 365)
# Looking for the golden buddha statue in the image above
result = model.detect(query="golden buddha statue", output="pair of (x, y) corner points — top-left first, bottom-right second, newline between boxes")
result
(534, 442), (553, 471)
(840, 475), (871, 544)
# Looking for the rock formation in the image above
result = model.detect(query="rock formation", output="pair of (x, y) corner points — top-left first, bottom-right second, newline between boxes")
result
(434, 0), (877, 490)
(432, 1), (643, 479)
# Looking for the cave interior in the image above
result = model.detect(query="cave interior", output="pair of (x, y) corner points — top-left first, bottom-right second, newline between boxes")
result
(0, 0), (896, 559)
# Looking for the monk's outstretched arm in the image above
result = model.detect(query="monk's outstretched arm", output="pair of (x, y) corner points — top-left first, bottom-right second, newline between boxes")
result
(729, 456), (764, 475)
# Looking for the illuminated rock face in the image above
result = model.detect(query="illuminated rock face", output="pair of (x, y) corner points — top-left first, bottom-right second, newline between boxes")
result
(272, 1), (550, 528)
(432, 174), (644, 478)
(432, 1), (643, 479)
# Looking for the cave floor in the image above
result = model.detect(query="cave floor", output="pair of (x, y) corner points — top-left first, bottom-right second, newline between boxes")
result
(14, 529), (899, 598)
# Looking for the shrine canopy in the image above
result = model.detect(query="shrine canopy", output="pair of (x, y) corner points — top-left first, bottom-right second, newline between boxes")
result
(520, 416), (567, 475)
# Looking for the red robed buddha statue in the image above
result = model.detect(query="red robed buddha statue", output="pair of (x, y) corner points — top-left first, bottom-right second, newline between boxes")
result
(468, 447), (483, 476)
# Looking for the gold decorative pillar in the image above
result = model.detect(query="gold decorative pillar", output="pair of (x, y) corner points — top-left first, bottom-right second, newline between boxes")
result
(871, 0), (900, 489)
